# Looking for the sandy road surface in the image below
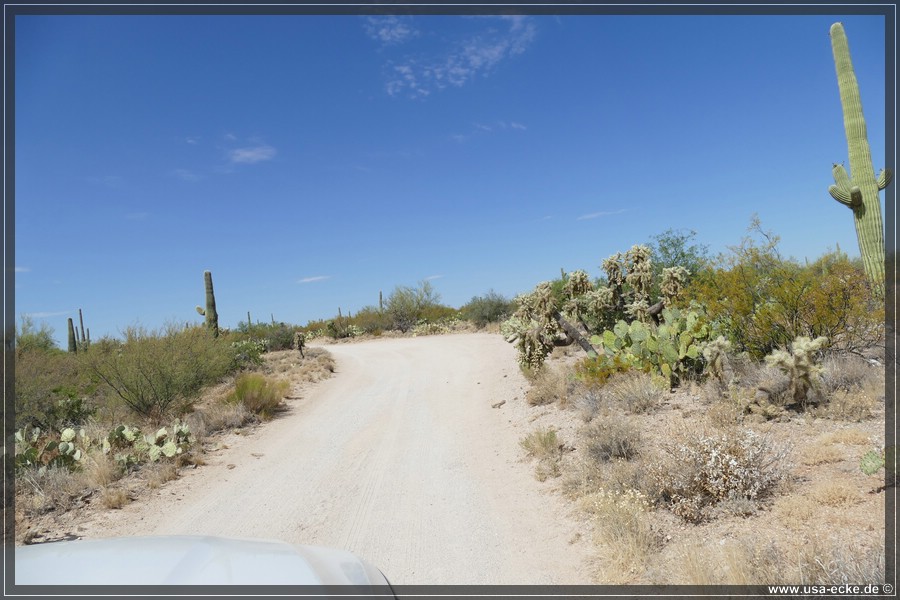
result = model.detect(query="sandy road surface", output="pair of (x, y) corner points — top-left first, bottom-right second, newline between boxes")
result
(78, 333), (592, 584)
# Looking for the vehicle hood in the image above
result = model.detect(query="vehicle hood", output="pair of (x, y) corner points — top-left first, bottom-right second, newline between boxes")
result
(15, 534), (390, 586)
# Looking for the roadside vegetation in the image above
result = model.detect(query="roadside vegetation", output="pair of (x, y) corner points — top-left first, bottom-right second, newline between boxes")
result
(11, 272), (514, 542)
(511, 223), (887, 585)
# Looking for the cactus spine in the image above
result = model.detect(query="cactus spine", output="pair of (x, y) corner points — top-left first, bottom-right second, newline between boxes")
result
(828, 22), (892, 295)
(195, 271), (219, 337)
(67, 318), (77, 353)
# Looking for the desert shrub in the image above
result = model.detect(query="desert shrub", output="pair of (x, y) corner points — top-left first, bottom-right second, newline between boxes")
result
(685, 221), (882, 359)
(652, 427), (789, 523)
(15, 315), (59, 354)
(646, 228), (711, 299)
(460, 290), (517, 328)
(582, 416), (641, 462)
(228, 373), (290, 420)
(385, 280), (444, 332)
(602, 371), (667, 414)
(349, 306), (390, 334)
(15, 349), (97, 431)
(81, 325), (233, 422)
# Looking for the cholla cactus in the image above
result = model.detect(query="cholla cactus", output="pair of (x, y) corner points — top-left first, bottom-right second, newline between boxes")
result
(624, 245), (653, 304)
(602, 253), (626, 306)
(702, 336), (733, 385)
(660, 266), (690, 305)
(503, 282), (562, 369)
(564, 270), (592, 298)
(764, 336), (828, 405)
(625, 298), (651, 324)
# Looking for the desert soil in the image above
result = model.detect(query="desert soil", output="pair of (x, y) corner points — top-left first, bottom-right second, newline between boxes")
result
(71, 333), (594, 585)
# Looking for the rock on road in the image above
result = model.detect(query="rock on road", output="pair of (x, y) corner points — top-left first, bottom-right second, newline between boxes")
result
(79, 333), (593, 585)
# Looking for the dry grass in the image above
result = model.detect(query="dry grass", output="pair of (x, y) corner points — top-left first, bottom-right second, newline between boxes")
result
(602, 371), (666, 414)
(670, 538), (784, 585)
(820, 428), (873, 446)
(573, 386), (604, 422)
(798, 443), (843, 466)
(520, 427), (564, 481)
(581, 488), (657, 583)
(809, 480), (863, 508)
(100, 487), (129, 509)
(228, 373), (290, 420)
(146, 462), (179, 489)
(820, 354), (881, 394)
(814, 386), (881, 422)
(582, 416), (641, 462)
(795, 534), (885, 585)
(774, 494), (816, 527)
(520, 427), (561, 460)
(82, 451), (121, 488)
(525, 367), (572, 407)
(17, 467), (86, 516)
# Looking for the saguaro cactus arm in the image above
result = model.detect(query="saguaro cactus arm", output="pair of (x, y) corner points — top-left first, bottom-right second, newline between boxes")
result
(877, 168), (893, 190)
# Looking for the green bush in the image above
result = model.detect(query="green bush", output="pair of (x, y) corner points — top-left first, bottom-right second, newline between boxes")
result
(228, 373), (290, 420)
(15, 316), (59, 353)
(15, 349), (96, 430)
(385, 280), (446, 332)
(81, 325), (233, 422)
(460, 290), (517, 328)
(685, 231), (882, 359)
(348, 306), (389, 335)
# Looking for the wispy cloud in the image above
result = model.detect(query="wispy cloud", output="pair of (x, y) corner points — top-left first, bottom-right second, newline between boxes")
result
(224, 133), (237, 141)
(424, 274), (444, 281)
(15, 266), (30, 273)
(24, 310), (71, 318)
(298, 275), (331, 284)
(229, 145), (277, 164)
(364, 16), (419, 45)
(382, 16), (537, 99)
(172, 168), (202, 182)
(125, 212), (150, 220)
(450, 120), (527, 143)
(185, 136), (200, 145)
(577, 209), (627, 221)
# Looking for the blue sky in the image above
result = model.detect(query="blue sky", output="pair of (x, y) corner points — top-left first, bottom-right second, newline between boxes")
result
(13, 12), (891, 345)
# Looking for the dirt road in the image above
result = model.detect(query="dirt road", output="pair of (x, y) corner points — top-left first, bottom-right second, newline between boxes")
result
(78, 333), (593, 584)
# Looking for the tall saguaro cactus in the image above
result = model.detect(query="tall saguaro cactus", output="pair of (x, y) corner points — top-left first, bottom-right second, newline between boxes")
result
(67, 318), (77, 353)
(195, 270), (220, 337)
(827, 22), (893, 295)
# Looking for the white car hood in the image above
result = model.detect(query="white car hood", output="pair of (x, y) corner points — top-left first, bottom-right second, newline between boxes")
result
(15, 535), (390, 586)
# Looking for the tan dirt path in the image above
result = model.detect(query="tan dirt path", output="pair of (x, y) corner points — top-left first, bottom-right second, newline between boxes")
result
(76, 333), (592, 584)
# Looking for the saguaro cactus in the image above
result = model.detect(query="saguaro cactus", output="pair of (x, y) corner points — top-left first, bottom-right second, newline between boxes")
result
(195, 270), (219, 337)
(67, 318), (77, 353)
(828, 22), (893, 294)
